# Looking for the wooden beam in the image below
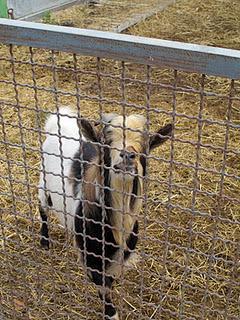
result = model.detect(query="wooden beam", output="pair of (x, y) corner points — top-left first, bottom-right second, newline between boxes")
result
(112, 0), (175, 33)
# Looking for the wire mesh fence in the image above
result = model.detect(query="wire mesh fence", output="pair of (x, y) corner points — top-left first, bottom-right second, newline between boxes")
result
(0, 20), (239, 320)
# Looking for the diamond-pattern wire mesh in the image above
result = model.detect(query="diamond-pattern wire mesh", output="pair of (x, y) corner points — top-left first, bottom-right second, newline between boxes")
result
(0, 43), (239, 320)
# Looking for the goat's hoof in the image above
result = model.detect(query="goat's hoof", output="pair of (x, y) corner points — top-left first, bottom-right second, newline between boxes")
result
(40, 238), (50, 250)
(105, 311), (119, 320)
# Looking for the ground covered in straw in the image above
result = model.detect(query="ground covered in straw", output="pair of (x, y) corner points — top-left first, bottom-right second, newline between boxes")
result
(0, 0), (239, 319)
(51, 0), (171, 32)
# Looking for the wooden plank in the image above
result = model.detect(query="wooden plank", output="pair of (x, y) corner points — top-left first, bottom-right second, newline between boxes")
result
(112, 0), (175, 33)
(50, 0), (175, 33)
(0, 19), (240, 79)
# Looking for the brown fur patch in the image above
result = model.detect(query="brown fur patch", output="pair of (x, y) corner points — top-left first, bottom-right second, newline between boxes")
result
(108, 115), (147, 152)
(82, 157), (100, 214)
(69, 155), (100, 215)
(82, 159), (100, 201)
(105, 115), (146, 246)
(110, 159), (143, 247)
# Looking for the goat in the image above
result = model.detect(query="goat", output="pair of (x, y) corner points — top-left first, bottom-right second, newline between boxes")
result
(38, 107), (172, 319)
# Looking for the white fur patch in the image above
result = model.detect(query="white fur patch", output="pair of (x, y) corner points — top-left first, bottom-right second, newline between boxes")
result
(44, 107), (77, 139)
(124, 252), (140, 269)
(39, 106), (85, 231)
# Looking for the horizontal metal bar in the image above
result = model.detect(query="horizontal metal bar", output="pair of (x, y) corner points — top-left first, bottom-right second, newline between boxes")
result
(0, 18), (240, 79)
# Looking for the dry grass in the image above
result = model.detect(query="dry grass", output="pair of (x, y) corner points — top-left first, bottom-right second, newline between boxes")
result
(129, 0), (240, 49)
(49, 0), (170, 32)
(0, 0), (240, 319)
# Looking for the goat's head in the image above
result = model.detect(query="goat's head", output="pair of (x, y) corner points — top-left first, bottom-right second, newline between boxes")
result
(102, 114), (173, 180)
(103, 114), (147, 179)
(79, 114), (172, 179)
(79, 113), (173, 180)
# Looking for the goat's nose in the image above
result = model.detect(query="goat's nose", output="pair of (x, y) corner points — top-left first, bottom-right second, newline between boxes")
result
(120, 150), (136, 161)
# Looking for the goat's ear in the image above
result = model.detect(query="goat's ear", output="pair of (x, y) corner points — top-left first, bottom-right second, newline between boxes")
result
(149, 123), (173, 151)
(78, 118), (99, 143)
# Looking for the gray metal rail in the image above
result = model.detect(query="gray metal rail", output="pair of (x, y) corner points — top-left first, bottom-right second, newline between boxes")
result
(0, 18), (240, 79)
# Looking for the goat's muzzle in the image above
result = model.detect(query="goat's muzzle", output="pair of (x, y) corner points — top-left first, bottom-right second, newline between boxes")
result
(113, 150), (137, 174)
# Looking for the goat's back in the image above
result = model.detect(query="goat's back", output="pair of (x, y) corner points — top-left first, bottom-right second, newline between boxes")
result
(39, 108), (84, 230)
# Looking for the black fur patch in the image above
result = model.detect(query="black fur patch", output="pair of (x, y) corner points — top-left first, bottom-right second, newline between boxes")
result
(124, 221), (139, 260)
(103, 145), (112, 214)
(104, 301), (117, 319)
(130, 175), (139, 210)
(78, 118), (99, 143)
(47, 195), (52, 207)
(149, 123), (173, 150)
(75, 200), (118, 275)
(39, 205), (49, 249)
(71, 141), (98, 197)
(140, 155), (147, 177)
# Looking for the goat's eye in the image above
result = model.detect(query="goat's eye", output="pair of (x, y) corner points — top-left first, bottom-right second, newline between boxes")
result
(129, 153), (136, 159)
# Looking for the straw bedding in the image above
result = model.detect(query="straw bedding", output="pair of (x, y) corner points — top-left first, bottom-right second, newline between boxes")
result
(0, 0), (239, 319)
(49, 0), (171, 32)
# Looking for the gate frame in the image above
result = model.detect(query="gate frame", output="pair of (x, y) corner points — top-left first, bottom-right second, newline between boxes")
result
(0, 18), (240, 79)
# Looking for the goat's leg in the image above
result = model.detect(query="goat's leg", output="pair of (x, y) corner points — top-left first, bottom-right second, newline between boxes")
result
(92, 271), (119, 320)
(38, 173), (51, 249)
(75, 203), (119, 318)
(99, 285), (119, 320)
(39, 204), (50, 249)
